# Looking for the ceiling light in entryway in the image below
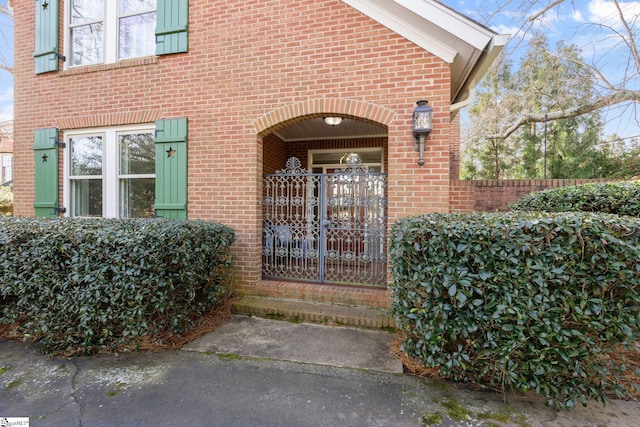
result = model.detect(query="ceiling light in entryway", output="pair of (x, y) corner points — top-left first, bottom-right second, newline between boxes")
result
(324, 117), (343, 126)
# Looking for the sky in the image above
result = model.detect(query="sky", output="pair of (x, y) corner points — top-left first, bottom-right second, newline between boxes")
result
(0, 0), (638, 140)
(440, 0), (640, 142)
(0, 0), (12, 124)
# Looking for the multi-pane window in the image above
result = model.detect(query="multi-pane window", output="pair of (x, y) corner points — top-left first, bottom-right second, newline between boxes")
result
(68, 0), (157, 66)
(66, 126), (155, 218)
(118, 133), (156, 218)
(1, 155), (11, 183)
(69, 135), (103, 216)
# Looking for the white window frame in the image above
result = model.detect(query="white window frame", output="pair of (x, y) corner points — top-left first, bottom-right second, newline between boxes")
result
(308, 147), (384, 173)
(1, 154), (11, 183)
(64, 124), (155, 218)
(64, 0), (157, 68)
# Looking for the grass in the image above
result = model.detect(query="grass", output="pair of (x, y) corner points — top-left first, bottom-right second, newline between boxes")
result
(440, 396), (472, 421)
(421, 412), (442, 426)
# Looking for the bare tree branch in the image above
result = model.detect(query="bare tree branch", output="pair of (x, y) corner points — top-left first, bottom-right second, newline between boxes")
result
(476, 0), (640, 141)
(612, 0), (640, 75)
(527, 0), (568, 23)
(488, 90), (640, 140)
(0, 5), (13, 17)
(0, 4), (12, 76)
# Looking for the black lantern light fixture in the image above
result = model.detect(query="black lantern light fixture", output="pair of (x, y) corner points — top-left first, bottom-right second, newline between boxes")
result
(412, 100), (433, 166)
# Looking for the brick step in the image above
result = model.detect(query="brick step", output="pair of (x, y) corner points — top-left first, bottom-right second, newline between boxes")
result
(232, 295), (396, 330)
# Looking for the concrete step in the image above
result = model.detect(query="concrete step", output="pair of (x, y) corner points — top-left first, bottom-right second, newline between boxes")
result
(232, 295), (396, 330)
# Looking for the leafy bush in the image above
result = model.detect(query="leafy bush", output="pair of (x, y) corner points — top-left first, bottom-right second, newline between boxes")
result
(390, 212), (640, 409)
(510, 180), (640, 216)
(0, 185), (12, 216)
(0, 217), (235, 355)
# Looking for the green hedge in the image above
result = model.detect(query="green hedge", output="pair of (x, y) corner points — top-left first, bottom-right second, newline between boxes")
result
(0, 217), (235, 355)
(510, 180), (640, 216)
(0, 185), (12, 216)
(390, 212), (640, 409)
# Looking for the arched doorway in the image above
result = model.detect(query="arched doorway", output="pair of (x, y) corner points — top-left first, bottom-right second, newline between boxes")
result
(263, 153), (387, 286)
(258, 112), (389, 287)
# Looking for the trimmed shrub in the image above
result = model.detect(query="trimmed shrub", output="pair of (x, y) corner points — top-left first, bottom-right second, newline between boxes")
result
(390, 212), (640, 409)
(510, 180), (640, 216)
(0, 185), (12, 216)
(0, 217), (235, 355)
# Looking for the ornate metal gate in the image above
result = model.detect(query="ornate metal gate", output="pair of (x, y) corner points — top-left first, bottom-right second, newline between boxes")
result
(262, 156), (387, 287)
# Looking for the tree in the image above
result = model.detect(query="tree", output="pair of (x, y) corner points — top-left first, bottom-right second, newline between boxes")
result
(515, 34), (607, 178)
(597, 135), (640, 178)
(462, 55), (519, 179)
(462, 33), (608, 179)
(0, 185), (12, 216)
(0, 2), (12, 75)
(484, 0), (639, 140)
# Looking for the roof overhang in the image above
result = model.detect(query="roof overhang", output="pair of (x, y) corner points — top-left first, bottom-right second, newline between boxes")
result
(341, 0), (509, 113)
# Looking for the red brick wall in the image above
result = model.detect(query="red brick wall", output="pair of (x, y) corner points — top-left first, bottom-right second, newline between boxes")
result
(263, 134), (287, 175)
(449, 179), (612, 213)
(449, 113), (461, 179)
(14, 0), (453, 307)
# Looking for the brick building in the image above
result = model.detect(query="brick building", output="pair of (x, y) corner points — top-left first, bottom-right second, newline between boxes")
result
(0, 120), (12, 185)
(13, 0), (507, 308)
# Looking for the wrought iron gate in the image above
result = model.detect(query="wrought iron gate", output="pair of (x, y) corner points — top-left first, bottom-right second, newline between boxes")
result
(262, 156), (387, 287)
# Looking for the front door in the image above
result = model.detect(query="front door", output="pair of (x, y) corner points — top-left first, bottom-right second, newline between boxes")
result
(262, 155), (387, 287)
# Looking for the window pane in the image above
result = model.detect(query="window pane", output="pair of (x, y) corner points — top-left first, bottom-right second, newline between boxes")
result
(119, 12), (156, 59)
(119, 178), (155, 218)
(70, 179), (103, 217)
(119, 133), (154, 174)
(71, 23), (104, 66)
(120, 0), (157, 14)
(71, 136), (103, 176)
(71, 0), (103, 24)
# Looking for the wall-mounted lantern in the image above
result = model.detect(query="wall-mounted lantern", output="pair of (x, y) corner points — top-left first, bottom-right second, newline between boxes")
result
(412, 100), (433, 166)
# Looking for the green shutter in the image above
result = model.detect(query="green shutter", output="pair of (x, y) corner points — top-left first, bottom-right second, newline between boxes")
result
(156, 0), (189, 55)
(154, 118), (188, 219)
(33, 128), (60, 217)
(34, 0), (60, 74)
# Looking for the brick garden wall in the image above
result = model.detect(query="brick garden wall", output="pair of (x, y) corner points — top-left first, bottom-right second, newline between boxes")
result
(449, 179), (611, 213)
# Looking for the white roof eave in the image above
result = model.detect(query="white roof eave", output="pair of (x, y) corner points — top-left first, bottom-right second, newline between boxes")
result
(341, 0), (510, 105)
(341, 0), (459, 63)
(392, 0), (496, 50)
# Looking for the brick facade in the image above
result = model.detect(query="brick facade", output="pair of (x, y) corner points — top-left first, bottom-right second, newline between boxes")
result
(13, 0), (495, 309)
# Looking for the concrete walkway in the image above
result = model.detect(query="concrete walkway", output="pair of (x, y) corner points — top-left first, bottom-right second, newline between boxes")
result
(183, 315), (403, 373)
(1, 315), (639, 426)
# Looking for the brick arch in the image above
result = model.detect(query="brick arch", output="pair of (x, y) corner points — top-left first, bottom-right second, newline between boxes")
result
(55, 110), (167, 130)
(252, 98), (396, 136)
